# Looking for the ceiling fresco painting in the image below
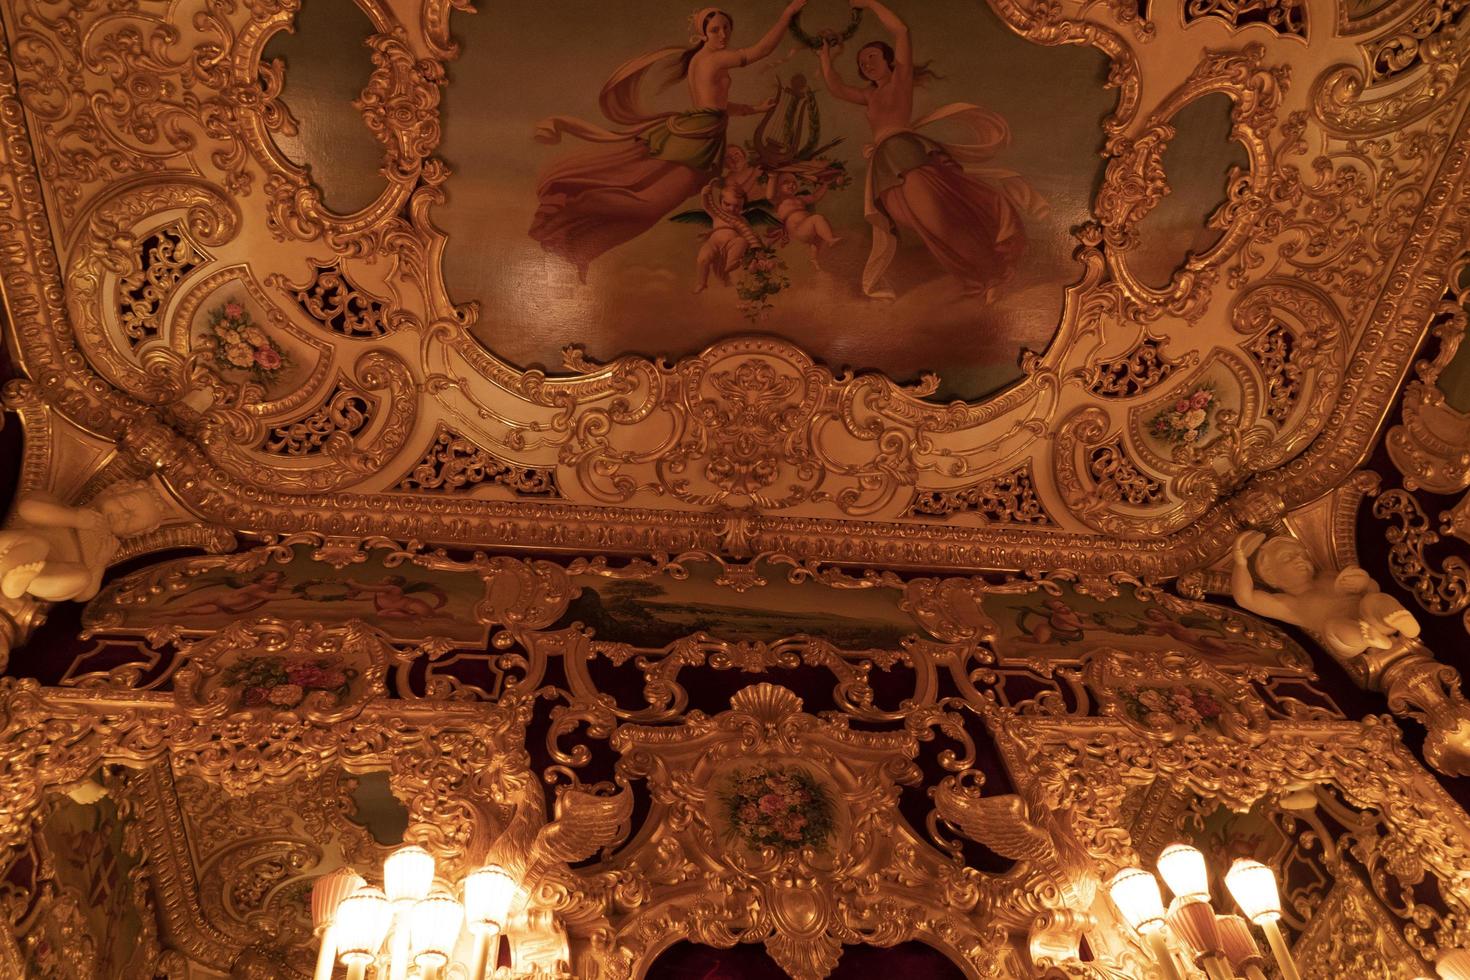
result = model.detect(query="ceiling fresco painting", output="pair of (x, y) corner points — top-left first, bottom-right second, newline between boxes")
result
(265, 0), (1252, 399)
(77, 544), (1315, 675)
(435, 0), (1119, 399)
(978, 579), (1309, 670)
(2, 0), (1470, 976)
(25, 792), (153, 978)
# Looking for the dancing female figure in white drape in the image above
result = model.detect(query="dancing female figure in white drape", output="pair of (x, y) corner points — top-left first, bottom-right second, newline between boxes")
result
(531, 3), (807, 279)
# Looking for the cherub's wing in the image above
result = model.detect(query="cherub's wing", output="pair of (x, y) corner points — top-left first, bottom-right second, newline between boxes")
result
(669, 209), (713, 227)
(743, 205), (782, 229)
(933, 782), (1053, 863)
(530, 785), (634, 865)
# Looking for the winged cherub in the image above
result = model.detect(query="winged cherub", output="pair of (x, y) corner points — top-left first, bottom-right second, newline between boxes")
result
(681, 176), (778, 292)
(765, 170), (841, 268)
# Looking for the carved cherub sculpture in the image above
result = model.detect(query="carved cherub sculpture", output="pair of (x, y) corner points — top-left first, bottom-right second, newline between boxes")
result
(0, 481), (166, 603)
(1231, 530), (1420, 661)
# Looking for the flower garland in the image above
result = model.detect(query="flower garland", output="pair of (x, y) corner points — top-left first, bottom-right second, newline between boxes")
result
(203, 300), (288, 381)
(735, 246), (791, 320)
(788, 7), (863, 49)
(722, 764), (835, 851)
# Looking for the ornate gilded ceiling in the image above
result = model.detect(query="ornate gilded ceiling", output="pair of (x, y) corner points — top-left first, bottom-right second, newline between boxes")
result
(3, 0), (1470, 977)
(0, 0), (1464, 578)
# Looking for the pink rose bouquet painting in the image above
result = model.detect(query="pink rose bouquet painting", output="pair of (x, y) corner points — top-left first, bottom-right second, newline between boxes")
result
(1149, 384), (1217, 444)
(202, 299), (288, 382)
(224, 655), (354, 710)
(1122, 684), (1224, 732)
(722, 764), (834, 852)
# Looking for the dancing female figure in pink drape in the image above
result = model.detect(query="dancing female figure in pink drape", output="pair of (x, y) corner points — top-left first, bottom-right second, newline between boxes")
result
(817, 0), (1045, 301)
(530, 2), (808, 280)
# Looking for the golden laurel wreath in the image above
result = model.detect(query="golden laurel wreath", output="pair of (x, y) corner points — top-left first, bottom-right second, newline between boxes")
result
(789, 7), (864, 49)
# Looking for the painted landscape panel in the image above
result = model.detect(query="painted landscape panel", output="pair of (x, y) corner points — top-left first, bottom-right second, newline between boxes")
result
(561, 561), (919, 649)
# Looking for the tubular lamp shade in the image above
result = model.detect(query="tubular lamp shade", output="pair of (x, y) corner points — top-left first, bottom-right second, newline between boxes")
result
(1166, 897), (1223, 960)
(1157, 843), (1211, 902)
(333, 887), (393, 963)
(464, 865), (518, 931)
(1438, 949), (1470, 980)
(1216, 914), (1265, 969)
(311, 868), (366, 931)
(384, 844), (436, 904)
(1225, 859), (1282, 924)
(410, 893), (464, 964)
(1108, 867), (1167, 934)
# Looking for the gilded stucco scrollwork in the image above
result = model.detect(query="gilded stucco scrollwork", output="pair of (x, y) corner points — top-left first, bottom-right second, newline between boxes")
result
(395, 423), (561, 496)
(0, 0), (1461, 578)
(1371, 250), (1470, 643)
(1293, 875), (1429, 980)
(118, 223), (206, 349)
(267, 260), (401, 339)
(2, 0), (1470, 971)
(1364, 0), (1468, 84)
(1385, 254), (1470, 498)
(991, 684), (1470, 972)
(0, 540), (1460, 976)
(259, 381), (377, 456)
(1075, 334), (1193, 400)
(199, 348), (419, 492)
(0, 623), (1457, 964)
(1182, 0), (1307, 38)
(1374, 489), (1470, 621)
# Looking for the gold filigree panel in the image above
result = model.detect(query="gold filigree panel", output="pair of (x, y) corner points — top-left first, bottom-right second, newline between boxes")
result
(2, 614), (1465, 978)
(1295, 874), (1429, 979)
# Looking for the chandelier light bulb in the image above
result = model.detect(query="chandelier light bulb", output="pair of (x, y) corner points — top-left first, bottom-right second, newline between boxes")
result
(1224, 858), (1282, 924)
(1108, 867), (1167, 934)
(1157, 843), (1211, 902)
(464, 865), (518, 932)
(333, 887), (393, 964)
(410, 892), (465, 966)
(384, 844), (436, 905)
(1438, 949), (1470, 980)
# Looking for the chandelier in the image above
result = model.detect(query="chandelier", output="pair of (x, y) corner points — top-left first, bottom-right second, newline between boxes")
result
(309, 845), (523, 980)
(1107, 844), (1301, 980)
